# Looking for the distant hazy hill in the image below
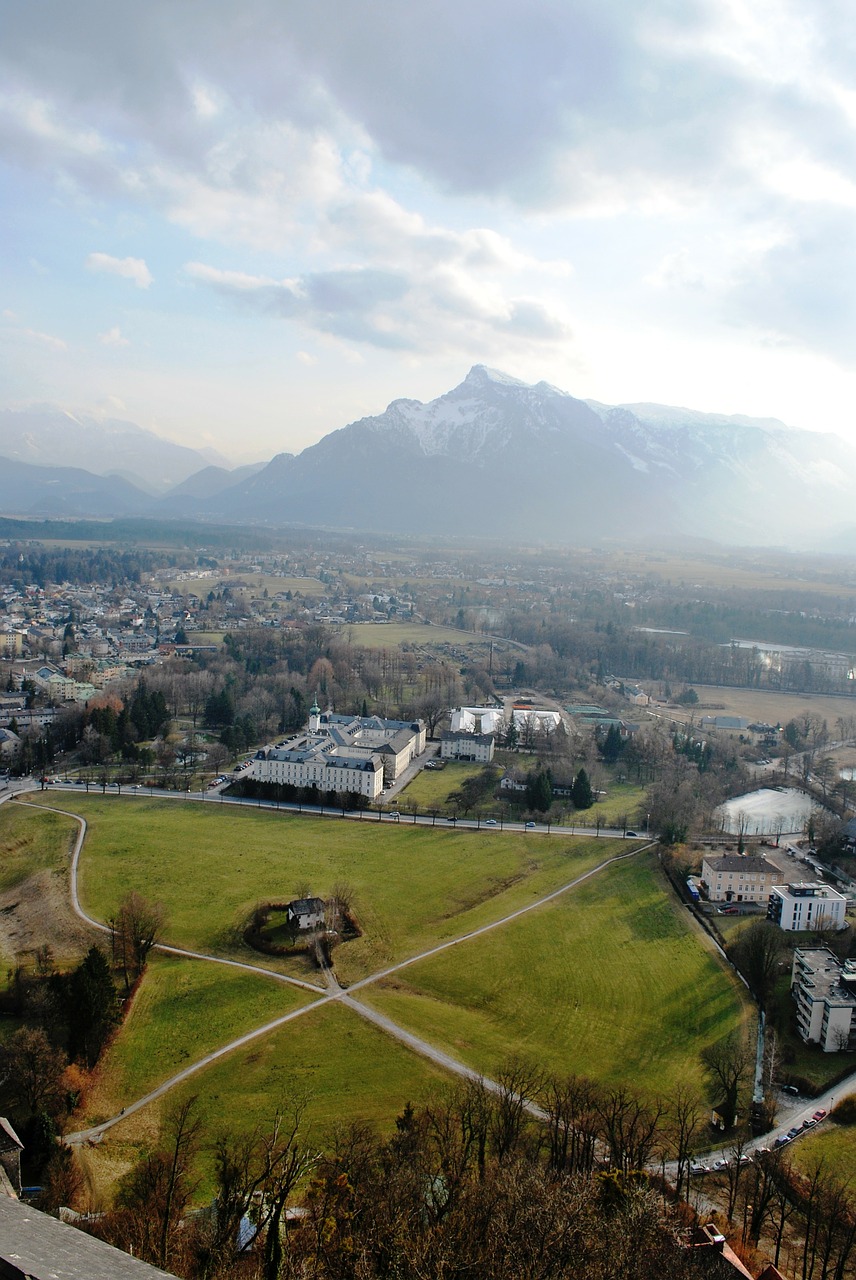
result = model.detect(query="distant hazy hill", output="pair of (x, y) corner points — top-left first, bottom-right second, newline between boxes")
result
(0, 456), (152, 518)
(203, 366), (856, 547)
(0, 406), (225, 494)
(5, 370), (855, 547)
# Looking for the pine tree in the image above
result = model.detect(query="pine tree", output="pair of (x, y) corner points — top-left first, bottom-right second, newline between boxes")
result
(572, 767), (594, 810)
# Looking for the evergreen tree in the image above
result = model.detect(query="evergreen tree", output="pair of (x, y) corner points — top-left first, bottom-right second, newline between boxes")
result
(601, 724), (623, 764)
(66, 947), (119, 1067)
(572, 767), (594, 810)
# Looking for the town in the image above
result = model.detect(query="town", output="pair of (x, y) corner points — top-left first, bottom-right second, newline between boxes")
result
(1, 522), (856, 1278)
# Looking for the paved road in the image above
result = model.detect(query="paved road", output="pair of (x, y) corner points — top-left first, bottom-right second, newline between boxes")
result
(34, 779), (643, 839)
(15, 794), (652, 1143)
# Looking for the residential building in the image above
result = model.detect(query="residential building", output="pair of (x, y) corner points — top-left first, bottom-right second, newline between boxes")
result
(440, 731), (495, 763)
(700, 854), (784, 904)
(287, 897), (327, 931)
(767, 882), (847, 932)
(791, 947), (856, 1052)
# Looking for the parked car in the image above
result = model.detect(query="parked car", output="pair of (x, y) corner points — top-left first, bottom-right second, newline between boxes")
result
(690, 1163), (709, 1175)
(782, 1084), (800, 1096)
(812, 1109), (827, 1122)
(484, 818), (497, 826)
(713, 1158), (729, 1170)
(625, 830), (638, 837)
(525, 821), (536, 828)
(787, 1127), (800, 1139)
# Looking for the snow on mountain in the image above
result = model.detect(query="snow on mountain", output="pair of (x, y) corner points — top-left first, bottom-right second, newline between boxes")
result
(210, 365), (856, 547)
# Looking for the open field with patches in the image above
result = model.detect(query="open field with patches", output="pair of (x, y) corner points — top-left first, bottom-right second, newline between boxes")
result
(590, 550), (856, 600)
(80, 953), (311, 1126)
(662, 686), (856, 732)
(334, 620), (493, 648)
(0, 802), (91, 975)
(398, 761), (495, 810)
(19, 795), (610, 985)
(364, 852), (749, 1100)
(166, 573), (326, 596)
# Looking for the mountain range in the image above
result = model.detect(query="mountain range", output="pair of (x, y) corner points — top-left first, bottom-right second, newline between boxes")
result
(2, 368), (855, 549)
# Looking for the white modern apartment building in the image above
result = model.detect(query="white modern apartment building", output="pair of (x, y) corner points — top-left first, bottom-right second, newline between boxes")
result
(791, 947), (856, 1052)
(768, 882), (847, 932)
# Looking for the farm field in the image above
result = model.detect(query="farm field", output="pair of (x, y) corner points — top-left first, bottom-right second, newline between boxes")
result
(80, 953), (312, 1126)
(79, 1000), (454, 1202)
(663, 685), (856, 732)
(19, 796), (611, 984)
(166, 573), (326, 596)
(363, 852), (749, 1100)
(590, 549), (856, 599)
(334, 620), (491, 648)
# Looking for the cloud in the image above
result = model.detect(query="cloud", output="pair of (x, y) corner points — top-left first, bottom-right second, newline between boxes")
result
(185, 258), (572, 356)
(21, 327), (67, 351)
(4, 0), (856, 387)
(98, 325), (130, 346)
(86, 252), (152, 288)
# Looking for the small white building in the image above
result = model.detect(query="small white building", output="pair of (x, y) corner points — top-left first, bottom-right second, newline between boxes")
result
(768, 882), (847, 932)
(450, 706), (505, 735)
(700, 854), (784, 904)
(791, 947), (856, 1052)
(440, 731), (495, 763)
(287, 897), (327, 931)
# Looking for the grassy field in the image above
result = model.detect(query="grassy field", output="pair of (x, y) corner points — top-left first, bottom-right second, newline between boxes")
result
(0, 802), (74, 893)
(0, 802), (90, 976)
(363, 852), (749, 1100)
(79, 1000), (454, 1203)
(588, 779), (648, 827)
(167, 574), (326, 596)
(80, 954), (312, 1125)
(665, 686), (856, 732)
(21, 796), (612, 985)
(790, 1117), (856, 1184)
(398, 761), (495, 810)
(334, 621), (491, 648)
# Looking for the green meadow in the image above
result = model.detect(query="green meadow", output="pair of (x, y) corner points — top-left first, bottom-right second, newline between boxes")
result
(81, 953), (313, 1125)
(0, 802), (75, 893)
(22, 795), (611, 983)
(362, 852), (748, 1099)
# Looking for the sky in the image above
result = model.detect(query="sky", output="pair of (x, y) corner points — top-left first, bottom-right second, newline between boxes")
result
(3, 0), (856, 464)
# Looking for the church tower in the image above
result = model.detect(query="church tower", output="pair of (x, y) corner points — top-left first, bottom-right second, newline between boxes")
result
(308, 693), (321, 734)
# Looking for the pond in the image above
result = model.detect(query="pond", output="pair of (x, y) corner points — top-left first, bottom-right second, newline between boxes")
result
(715, 787), (820, 836)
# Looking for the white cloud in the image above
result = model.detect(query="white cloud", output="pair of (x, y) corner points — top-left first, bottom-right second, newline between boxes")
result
(22, 327), (67, 351)
(86, 252), (153, 288)
(98, 325), (130, 346)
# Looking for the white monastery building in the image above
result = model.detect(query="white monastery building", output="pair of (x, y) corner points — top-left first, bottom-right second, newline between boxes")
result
(248, 698), (426, 801)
